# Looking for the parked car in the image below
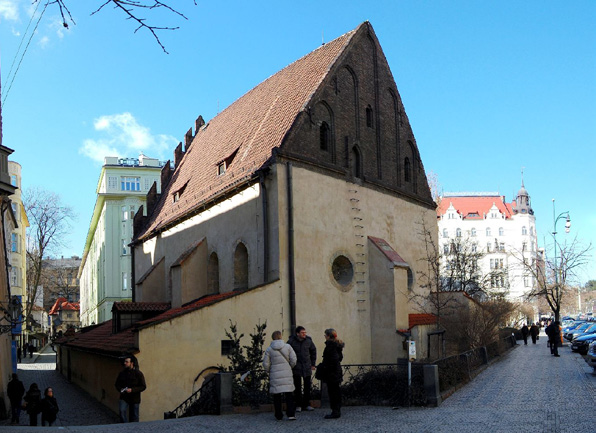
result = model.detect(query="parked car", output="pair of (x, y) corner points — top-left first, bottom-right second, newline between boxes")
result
(571, 332), (596, 355)
(564, 322), (594, 341)
(586, 341), (596, 370)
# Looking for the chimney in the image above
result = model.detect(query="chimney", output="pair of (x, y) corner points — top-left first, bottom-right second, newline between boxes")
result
(132, 205), (146, 240)
(174, 142), (185, 167)
(184, 128), (193, 152)
(145, 182), (160, 216)
(195, 115), (205, 132)
(161, 160), (173, 190)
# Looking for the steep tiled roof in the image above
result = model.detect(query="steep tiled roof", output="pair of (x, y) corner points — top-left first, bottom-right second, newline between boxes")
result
(368, 236), (409, 267)
(135, 291), (244, 329)
(48, 297), (80, 315)
(437, 195), (514, 220)
(56, 320), (137, 356)
(137, 24), (365, 240)
(409, 313), (438, 328)
(111, 302), (171, 313)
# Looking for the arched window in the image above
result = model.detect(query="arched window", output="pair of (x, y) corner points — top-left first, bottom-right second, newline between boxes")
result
(486, 227), (491, 236)
(320, 121), (330, 151)
(499, 227), (504, 236)
(471, 228), (476, 237)
(234, 243), (249, 290)
(522, 226), (528, 235)
(456, 228), (462, 238)
(366, 105), (373, 128)
(442, 229), (448, 238)
(352, 146), (362, 179)
(404, 157), (411, 182)
(208, 252), (219, 293)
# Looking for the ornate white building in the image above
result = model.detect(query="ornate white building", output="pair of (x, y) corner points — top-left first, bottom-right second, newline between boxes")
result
(79, 155), (164, 326)
(437, 182), (538, 300)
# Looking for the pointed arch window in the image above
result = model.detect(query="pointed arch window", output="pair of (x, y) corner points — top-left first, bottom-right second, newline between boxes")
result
(352, 146), (362, 179)
(234, 243), (249, 290)
(208, 252), (220, 294)
(366, 105), (373, 128)
(320, 121), (330, 151)
(404, 157), (411, 182)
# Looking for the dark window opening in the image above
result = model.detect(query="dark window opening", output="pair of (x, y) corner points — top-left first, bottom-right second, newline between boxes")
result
(366, 105), (373, 128)
(234, 243), (249, 290)
(352, 146), (361, 179)
(208, 252), (220, 294)
(320, 121), (330, 151)
(221, 340), (234, 356)
(404, 157), (411, 182)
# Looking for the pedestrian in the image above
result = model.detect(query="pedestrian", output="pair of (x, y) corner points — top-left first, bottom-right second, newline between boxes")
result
(23, 342), (29, 359)
(287, 326), (317, 412)
(529, 323), (539, 344)
(17, 346), (22, 363)
(23, 383), (42, 426)
(550, 321), (562, 357)
(317, 328), (344, 419)
(114, 356), (146, 422)
(41, 387), (59, 426)
(521, 324), (529, 345)
(7, 373), (25, 425)
(263, 330), (297, 421)
(28, 344), (34, 358)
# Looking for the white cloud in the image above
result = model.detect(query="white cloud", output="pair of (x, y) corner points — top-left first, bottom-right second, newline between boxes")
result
(11, 27), (20, 36)
(80, 112), (177, 164)
(0, 0), (19, 22)
(38, 35), (49, 48)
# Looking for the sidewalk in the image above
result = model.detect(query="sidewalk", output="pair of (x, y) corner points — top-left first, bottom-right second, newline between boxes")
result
(2, 334), (595, 432)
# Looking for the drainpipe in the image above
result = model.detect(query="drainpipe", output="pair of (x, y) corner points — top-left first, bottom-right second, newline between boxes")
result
(286, 163), (296, 332)
(258, 171), (269, 283)
(131, 244), (136, 302)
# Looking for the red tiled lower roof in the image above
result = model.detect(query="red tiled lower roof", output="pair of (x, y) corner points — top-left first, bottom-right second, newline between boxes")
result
(368, 236), (409, 267)
(409, 313), (438, 328)
(48, 297), (80, 315)
(437, 195), (514, 220)
(56, 320), (137, 356)
(112, 302), (171, 313)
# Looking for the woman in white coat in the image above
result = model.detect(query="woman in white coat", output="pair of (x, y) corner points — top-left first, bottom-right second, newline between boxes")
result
(263, 330), (298, 420)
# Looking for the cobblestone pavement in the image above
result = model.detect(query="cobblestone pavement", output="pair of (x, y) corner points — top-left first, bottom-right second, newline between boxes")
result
(2, 333), (595, 432)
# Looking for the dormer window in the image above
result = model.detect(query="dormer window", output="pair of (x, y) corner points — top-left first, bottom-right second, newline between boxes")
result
(217, 148), (239, 176)
(172, 182), (188, 203)
(218, 162), (226, 176)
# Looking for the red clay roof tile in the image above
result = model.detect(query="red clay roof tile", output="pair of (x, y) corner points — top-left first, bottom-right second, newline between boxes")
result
(409, 313), (438, 328)
(437, 195), (514, 220)
(57, 320), (137, 356)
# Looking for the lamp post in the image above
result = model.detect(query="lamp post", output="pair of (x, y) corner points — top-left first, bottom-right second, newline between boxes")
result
(552, 198), (571, 322)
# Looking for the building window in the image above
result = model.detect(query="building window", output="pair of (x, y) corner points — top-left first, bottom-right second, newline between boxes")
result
(208, 252), (220, 294)
(320, 121), (330, 151)
(443, 244), (449, 254)
(11, 233), (18, 252)
(67, 313), (73, 319)
(234, 243), (249, 290)
(499, 243), (505, 252)
(471, 243), (477, 253)
(122, 206), (128, 221)
(524, 276), (529, 287)
(122, 272), (128, 291)
(121, 177), (140, 191)
(471, 228), (476, 237)
(530, 226), (534, 236)
(490, 259), (494, 269)
(352, 146), (362, 179)
(522, 242), (527, 252)
(487, 242), (491, 253)
(130, 205), (136, 220)
(486, 228), (491, 237)
(404, 157), (411, 182)
(218, 162), (226, 176)
(456, 228), (462, 238)
(522, 226), (527, 235)
(221, 340), (234, 356)
(442, 229), (448, 238)
(332, 255), (354, 286)
(10, 174), (17, 187)
(366, 105), (373, 128)
(407, 268), (414, 291)
(499, 227), (504, 236)
(122, 240), (128, 255)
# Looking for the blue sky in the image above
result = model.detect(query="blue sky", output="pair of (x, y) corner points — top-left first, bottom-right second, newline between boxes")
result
(1, 1), (594, 283)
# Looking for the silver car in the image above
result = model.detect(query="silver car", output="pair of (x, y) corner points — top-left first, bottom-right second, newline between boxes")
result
(586, 341), (596, 370)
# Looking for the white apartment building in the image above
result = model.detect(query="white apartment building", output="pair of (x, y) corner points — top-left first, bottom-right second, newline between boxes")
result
(437, 183), (538, 300)
(79, 155), (164, 326)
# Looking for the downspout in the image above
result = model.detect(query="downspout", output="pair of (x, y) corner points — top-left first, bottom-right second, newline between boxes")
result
(286, 163), (296, 332)
(131, 243), (136, 302)
(258, 171), (269, 282)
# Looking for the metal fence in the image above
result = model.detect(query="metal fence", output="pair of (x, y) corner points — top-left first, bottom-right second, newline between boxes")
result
(164, 374), (219, 419)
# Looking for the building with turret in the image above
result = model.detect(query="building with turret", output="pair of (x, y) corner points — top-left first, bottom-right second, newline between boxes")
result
(437, 181), (538, 300)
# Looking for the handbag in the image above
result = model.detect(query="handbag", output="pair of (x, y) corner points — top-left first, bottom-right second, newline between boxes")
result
(315, 362), (326, 381)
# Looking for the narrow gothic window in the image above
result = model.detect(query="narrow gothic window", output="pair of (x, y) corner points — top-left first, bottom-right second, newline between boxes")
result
(208, 252), (220, 294)
(366, 105), (373, 128)
(352, 146), (361, 179)
(234, 243), (249, 290)
(320, 121), (330, 151)
(404, 157), (411, 182)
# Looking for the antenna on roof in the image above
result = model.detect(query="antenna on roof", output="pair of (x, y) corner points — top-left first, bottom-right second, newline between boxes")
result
(521, 166), (525, 187)
(322, 30), (325, 45)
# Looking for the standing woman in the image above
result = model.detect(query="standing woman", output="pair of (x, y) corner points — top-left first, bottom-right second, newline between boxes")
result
(319, 328), (344, 419)
(23, 383), (41, 426)
(41, 387), (59, 426)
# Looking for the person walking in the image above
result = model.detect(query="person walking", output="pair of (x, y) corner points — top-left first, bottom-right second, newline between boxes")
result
(114, 356), (146, 422)
(287, 326), (317, 412)
(521, 324), (529, 345)
(23, 342), (29, 359)
(40, 387), (59, 426)
(28, 344), (34, 358)
(318, 328), (344, 419)
(17, 346), (22, 363)
(23, 383), (42, 426)
(550, 321), (562, 357)
(263, 330), (297, 421)
(7, 373), (25, 425)
(529, 323), (539, 344)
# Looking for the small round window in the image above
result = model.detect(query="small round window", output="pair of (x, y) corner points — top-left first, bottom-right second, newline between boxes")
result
(332, 255), (354, 286)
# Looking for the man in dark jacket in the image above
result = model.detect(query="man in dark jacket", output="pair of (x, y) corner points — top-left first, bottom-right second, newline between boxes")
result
(115, 356), (146, 422)
(287, 326), (316, 412)
(7, 373), (25, 424)
(529, 323), (539, 344)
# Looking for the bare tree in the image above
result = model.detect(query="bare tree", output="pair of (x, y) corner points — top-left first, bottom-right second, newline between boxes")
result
(23, 188), (75, 330)
(512, 237), (592, 322)
(40, 0), (197, 53)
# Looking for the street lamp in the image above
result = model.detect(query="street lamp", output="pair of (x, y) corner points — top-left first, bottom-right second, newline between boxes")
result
(0, 295), (23, 335)
(552, 198), (571, 321)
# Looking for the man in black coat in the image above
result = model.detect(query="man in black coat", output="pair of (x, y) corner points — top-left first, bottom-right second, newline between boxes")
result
(115, 356), (146, 422)
(287, 326), (317, 412)
(7, 373), (25, 424)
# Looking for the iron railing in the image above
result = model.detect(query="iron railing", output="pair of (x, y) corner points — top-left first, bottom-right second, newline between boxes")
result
(164, 374), (219, 419)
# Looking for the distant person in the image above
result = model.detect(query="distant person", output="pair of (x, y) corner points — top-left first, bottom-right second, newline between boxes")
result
(7, 373), (25, 425)
(521, 324), (529, 345)
(23, 342), (29, 359)
(28, 344), (34, 358)
(287, 326), (317, 412)
(529, 323), (539, 344)
(17, 346), (22, 363)
(263, 330), (297, 421)
(41, 387), (59, 426)
(114, 356), (146, 422)
(318, 328), (345, 419)
(23, 383), (42, 426)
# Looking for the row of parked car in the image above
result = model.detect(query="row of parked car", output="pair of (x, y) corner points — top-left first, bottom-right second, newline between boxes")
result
(561, 318), (596, 370)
